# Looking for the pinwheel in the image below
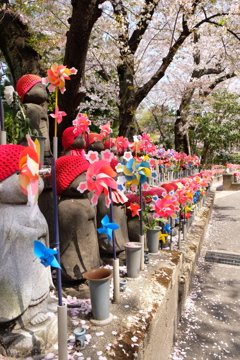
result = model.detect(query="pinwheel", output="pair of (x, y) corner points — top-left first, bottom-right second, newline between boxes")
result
(97, 215), (120, 243)
(34, 240), (61, 269)
(72, 113), (91, 134)
(154, 194), (179, 219)
(42, 64), (78, 94)
(19, 136), (40, 214)
(159, 232), (169, 243)
(100, 121), (112, 138)
(42, 64), (77, 150)
(163, 223), (171, 234)
(115, 136), (129, 154)
(128, 203), (141, 218)
(50, 106), (67, 124)
(78, 159), (118, 206)
(123, 158), (151, 187)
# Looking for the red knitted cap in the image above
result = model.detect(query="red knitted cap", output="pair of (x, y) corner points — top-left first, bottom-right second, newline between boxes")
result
(126, 193), (140, 208)
(55, 155), (90, 195)
(161, 183), (175, 193)
(153, 187), (167, 197)
(16, 74), (42, 102)
(62, 127), (80, 150)
(104, 138), (116, 150)
(83, 133), (103, 148)
(110, 158), (119, 171)
(0, 144), (26, 182)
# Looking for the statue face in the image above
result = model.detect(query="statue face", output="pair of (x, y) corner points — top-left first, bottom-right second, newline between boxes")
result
(0, 174), (44, 204)
(89, 141), (104, 153)
(72, 135), (86, 149)
(24, 83), (48, 104)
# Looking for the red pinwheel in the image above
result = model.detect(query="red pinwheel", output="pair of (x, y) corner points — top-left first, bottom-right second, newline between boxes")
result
(129, 203), (141, 218)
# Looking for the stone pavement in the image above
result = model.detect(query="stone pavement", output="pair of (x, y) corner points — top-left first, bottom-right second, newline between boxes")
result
(170, 187), (240, 360)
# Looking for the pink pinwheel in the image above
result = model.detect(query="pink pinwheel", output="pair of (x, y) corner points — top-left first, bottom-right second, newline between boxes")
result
(42, 64), (77, 94)
(72, 113), (91, 134)
(100, 121), (112, 138)
(154, 194), (179, 218)
(77, 160), (118, 206)
(115, 136), (129, 154)
(50, 106), (67, 124)
(175, 188), (189, 206)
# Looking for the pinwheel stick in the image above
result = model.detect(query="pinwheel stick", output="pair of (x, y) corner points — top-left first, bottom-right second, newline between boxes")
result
(0, 96), (4, 131)
(0, 97), (6, 145)
(51, 157), (68, 360)
(108, 187), (117, 260)
(108, 187), (120, 303)
(54, 87), (59, 138)
(139, 184), (145, 270)
(139, 184), (143, 236)
(170, 217), (173, 250)
(51, 157), (63, 306)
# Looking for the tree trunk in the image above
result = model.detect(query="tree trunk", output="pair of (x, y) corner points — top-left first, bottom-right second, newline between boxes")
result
(174, 112), (188, 154)
(201, 141), (210, 165)
(0, 9), (45, 84)
(117, 61), (137, 139)
(58, 0), (103, 146)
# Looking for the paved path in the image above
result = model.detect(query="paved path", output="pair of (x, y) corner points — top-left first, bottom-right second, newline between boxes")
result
(170, 187), (240, 360)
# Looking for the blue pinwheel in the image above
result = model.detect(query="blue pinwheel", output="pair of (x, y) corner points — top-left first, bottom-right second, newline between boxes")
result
(34, 240), (61, 269)
(97, 215), (120, 243)
(123, 158), (151, 187)
(163, 223), (171, 234)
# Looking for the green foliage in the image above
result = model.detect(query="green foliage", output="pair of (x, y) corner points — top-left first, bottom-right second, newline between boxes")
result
(4, 95), (38, 144)
(190, 89), (240, 164)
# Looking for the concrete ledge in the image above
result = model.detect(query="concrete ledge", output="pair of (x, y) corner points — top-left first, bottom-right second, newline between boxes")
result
(60, 191), (215, 360)
(222, 173), (240, 191)
(1, 191), (215, 360)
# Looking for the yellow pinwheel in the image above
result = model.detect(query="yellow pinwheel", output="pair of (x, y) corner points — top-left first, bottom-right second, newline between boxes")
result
(159, 232), (169, 243)
(123, 158), (151, 187)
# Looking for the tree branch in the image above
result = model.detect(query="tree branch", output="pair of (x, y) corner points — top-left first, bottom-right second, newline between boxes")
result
(128, 0), (159, 54)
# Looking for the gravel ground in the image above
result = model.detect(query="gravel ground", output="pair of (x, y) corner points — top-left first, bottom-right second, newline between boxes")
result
(170, 188), (240, 360)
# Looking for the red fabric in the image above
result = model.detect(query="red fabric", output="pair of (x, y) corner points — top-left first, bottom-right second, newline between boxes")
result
(110, 158), (119, 171)
(83, 133), (103, 148)
(104, 138), (116, 149)
(161, 183), (175, 193)
(16, 74), (42, 102)
(62, 127), (79, 150)
(0, 144), (26, 182)
(55, 155), (90, 195)
(126, 193), (141, 208)
(153, 187), (167, 197)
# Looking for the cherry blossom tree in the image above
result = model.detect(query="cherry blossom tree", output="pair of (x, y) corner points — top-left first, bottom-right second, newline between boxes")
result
(1, 0), (240, 150)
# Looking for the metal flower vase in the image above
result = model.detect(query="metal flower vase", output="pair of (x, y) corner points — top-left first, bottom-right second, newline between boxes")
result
(84, 268), (113, 325)
(124, 242), (142, 278)
(147, 226), (160, 254)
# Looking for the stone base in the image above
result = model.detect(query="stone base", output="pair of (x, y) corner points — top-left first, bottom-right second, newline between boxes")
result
(0, 316), (58, 359)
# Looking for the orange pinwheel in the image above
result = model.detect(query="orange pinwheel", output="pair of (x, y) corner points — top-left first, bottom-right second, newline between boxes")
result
(19, 136), (40, 214)
(42, 64), (78, 94)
